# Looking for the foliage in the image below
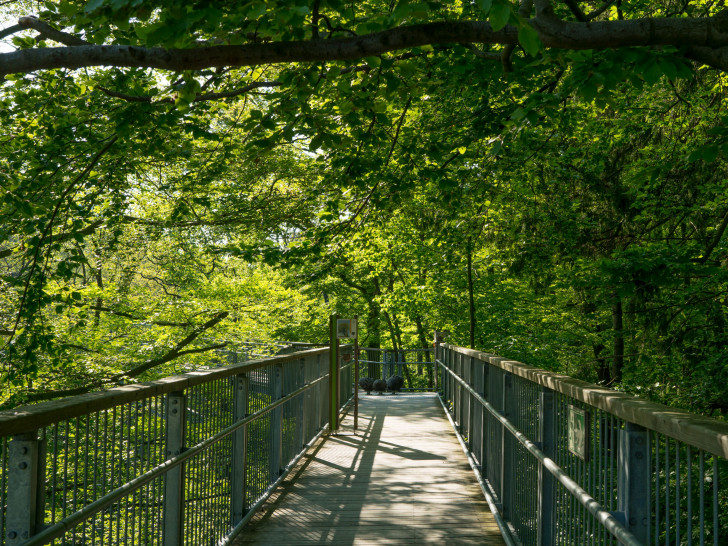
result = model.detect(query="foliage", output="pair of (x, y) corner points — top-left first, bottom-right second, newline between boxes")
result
(1, 0), (728, 421)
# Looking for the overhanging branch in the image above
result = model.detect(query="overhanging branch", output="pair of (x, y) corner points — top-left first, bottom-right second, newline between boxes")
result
(5, 15), (728, 76)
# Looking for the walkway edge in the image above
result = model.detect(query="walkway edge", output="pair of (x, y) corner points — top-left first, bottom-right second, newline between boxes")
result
(436, 394), (517, 546)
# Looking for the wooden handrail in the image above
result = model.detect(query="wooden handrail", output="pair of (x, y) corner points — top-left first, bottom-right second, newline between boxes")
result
(443, 344), (728, 458)
(0, 347), (330, 437)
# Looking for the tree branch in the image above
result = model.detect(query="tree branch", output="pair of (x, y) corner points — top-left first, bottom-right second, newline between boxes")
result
(112, 311), (229, 380)
(18, 16), (88, 46)
(0, 219), (105, 260)
(502, 0), (534, 71)
(4, 14), (728, 76)
(97, 80), (283, 103)
(21, 313), (229, 402)
(698, 208), (728, 264)
(0, 23), (22, 40)
(562, 0), (587, 22)
(77, 303), (192, 327)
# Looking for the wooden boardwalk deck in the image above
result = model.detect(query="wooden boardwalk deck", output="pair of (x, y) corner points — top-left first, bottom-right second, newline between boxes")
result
(234, 392), (505, 545)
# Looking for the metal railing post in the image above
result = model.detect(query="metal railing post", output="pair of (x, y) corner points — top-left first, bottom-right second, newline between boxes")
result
(618, 422), (651, 543)
(5, 431), (40, 545)
(328, 316), (340, 432)
(467, 355), (475, 450)
(457, 353), (464, 432)
(538, 387), (556, 546)
(163, 391), (186, 546)
(481, 361), (490, 474)
(297, 358), (306, 450)
(501, 371), (514, 519)
(270, 364), (283, 480)
(231, 373), (249, 524)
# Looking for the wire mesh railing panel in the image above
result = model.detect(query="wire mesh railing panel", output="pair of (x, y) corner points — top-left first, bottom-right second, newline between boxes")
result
(508, 375), (541, 544)
(183, 377), (236, 544)
(356, 347), (435, 391)
(652, 434), (725, 546)
(484, 365), (504, 499)
(552, 394), (622, 546)
(0, 347), (335, 546)
(37, 396), (168, 545)
(0, 436), (7, 542)
(437, 344), (728, 546)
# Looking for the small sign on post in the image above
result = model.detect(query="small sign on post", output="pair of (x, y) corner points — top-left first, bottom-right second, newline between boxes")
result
(337, 318), (357, 339)
(568, 405), (589, 461)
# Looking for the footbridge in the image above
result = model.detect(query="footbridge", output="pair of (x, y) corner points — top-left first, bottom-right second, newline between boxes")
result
(0, 342), (726, 545)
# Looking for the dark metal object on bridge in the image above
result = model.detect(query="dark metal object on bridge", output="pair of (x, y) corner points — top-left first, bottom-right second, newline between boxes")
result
(386, 375), (404, 394)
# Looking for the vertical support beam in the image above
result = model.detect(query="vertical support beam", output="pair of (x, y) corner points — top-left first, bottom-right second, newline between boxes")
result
(354, 315), (359, 431)
(467, 356), (475, 450)
(538, 387), (556, 546)
(231, 374), (249, 524)
(270, 364), (283, 481)
(618, 422), (651, 543)
(432, 332), (440, 391)
(456, 353), (463, 432)
(5, 431), (39, 545)
(329, 314), (340, 432)
(297, 358), (306, 448)
(501, 372), (514, 519)
(164, 391), (186, 546)
(481, 361), (490, 475)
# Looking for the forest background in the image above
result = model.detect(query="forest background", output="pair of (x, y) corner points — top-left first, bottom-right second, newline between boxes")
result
(2, 0), (728, 420)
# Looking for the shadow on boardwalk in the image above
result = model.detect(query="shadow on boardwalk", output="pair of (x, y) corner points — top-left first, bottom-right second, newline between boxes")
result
(234, 393), (505, 545)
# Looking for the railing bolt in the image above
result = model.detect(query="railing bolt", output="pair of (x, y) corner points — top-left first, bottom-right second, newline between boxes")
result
(22, 532), (28, 539)
(172, 408), (178, 414)
(629, 517), (636, 526)
(635, 451), (643, 460)
(18, 462), (27, 469)
(20, 447), (27, 455)
(8, 531), (17, 539)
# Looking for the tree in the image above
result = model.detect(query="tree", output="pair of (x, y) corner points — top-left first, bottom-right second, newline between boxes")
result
(4, 1), (728, 75)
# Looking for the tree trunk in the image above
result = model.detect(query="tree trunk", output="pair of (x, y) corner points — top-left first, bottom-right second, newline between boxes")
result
(466, 237), (476, 349)
(611, 297), (624, 384)
(392, 314), (413, 389)
(366, 298), (381, 377)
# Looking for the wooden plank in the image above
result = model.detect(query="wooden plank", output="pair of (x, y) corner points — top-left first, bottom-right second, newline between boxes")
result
(234, 393), (505, 545)
(0, 347), (330, 436)
(443, 345), (728, 458)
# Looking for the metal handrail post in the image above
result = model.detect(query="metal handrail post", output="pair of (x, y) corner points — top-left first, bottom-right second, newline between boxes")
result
(5, 431), (40, 545)
(501, 372), (514, 519)
(163, 391), (186, 546)
(231, 373), (249, 524)
(467, 355), (476, 451)
(538, 387), (556, 546)
(270, 364), (283, 481)
(296, 358), (306, 450)
(618, 422), (651, 543)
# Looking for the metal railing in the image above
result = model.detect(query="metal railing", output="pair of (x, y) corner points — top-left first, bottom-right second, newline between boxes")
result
(357, 347), (436, 391)
(437, 344), (728, 546)
(0, 346), (353, 545)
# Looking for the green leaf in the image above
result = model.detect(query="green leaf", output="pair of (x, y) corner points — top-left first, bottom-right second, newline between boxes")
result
(478, 0), (493, 14)
(85, 0), (106, 13)
(490, 3), (511, 32)
(366, 56), (381, 68)
(518, 24), (541, 57)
